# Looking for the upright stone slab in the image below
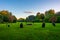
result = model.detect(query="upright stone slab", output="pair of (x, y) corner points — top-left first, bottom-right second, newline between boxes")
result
(20, 23), (23, 28)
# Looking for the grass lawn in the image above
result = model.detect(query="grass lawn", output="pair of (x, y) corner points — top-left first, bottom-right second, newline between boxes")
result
(0, 22), (60, 40)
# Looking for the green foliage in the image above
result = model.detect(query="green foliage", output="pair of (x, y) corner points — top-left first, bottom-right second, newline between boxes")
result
(36, 12), (40, 21)
(56, 16), (60, 23)
(3, 15), (9, 22)
(55, 12), (60, 23)
(0, 10), (17, 23)
(17, 18), (25, 22)
(45, 9), (55, 21)
(24, 9), (60, 23)
(12, 15), (17, 23)
(0, 9), (60, 23)
(0, 14), (3, 23)
(26, 15), (35, 22)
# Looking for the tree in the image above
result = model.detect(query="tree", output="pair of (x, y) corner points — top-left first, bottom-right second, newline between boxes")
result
(45, 9), (55, 22)
(40, 13), (45, 21)
(35, 12), (40, 22)
(3, 15), (9, 22)
(26, 15), (35, 23)
(55, 12), (60, 23)
(0, 14), (3, 23)
(49, 16), (57, 22)
(18, 18), (25, 22)
(36, 12), (40, 19)
(0, 10), (11, 22)
(0, 10), (17, 23)
(9, 15), (14, 23)
(56, 16), (60, 23)
(45, 9), (55, 18)
(12, 15), (17, 23)
(0, 10), (10, 17)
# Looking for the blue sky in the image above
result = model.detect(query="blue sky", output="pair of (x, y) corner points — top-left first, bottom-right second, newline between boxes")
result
(0, 0), (60, 19)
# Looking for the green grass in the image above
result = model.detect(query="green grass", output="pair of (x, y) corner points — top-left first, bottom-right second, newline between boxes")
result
(0, 22), (60, 40)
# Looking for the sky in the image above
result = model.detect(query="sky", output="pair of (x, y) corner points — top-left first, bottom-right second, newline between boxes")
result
(0, 0), (60, 19)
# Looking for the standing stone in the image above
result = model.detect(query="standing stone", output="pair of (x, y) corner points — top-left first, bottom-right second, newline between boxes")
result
(42, 22), (45, 28)
(8, 25), (10, 27)
(52, 21), (56, 27)
(20, 23), (23, 28)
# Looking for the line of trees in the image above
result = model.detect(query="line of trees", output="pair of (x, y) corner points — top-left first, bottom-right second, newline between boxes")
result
(0, 9), (60, 23)
(0, 10), (17, 23)
(18, 9), (60, 23)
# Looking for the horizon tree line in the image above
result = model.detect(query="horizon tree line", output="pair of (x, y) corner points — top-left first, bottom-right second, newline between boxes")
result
(18, 9), (60, 23)
(0, 9), (60, 23)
